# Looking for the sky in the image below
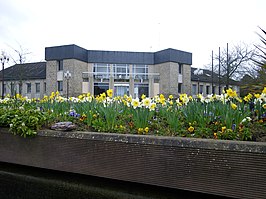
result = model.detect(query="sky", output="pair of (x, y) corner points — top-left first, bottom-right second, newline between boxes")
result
(0, 0), (266, 68)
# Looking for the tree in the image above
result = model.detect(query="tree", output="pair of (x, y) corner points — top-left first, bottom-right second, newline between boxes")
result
(209, 43), (255, 89)
(252, 27), (266, 91)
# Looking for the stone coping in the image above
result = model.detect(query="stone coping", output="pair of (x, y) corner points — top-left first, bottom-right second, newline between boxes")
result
(37, 129), (266, 154)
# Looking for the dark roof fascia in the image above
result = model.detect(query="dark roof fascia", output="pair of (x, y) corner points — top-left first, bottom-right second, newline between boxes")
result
(45, 44), (193, 65)
(154, 48), (192, 65)
(87, 50), (154, 65)
(45, 44), (88, 62)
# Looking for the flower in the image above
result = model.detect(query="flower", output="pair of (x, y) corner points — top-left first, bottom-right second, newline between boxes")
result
(188, 126), (194, 133)
(226, 88), (237, 98)
(213, 132), (217, 139)
(263, 104), (266, 109)
(138, 128), (144, 134)
(144, 127), (149, 134)
(221, 126), (226, 133)
(142, 98), (151, 108)
(262, 87), (266, 94)
(107, 89), (113, 98)
(131, 99), (140, 109)
(149, 103), (156, 111)
(231, 103), (237, 110)
(168, 95), (173, 100)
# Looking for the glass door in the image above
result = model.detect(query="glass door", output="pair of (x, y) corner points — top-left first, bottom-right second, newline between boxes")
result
(114, 84), (129, 97)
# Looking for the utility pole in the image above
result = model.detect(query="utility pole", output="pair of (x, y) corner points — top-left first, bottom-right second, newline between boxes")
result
(218, 47), (221, 95)
(211, 50), (214, 94)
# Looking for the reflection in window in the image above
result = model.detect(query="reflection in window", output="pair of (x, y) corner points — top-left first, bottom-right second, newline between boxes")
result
(113, 64), (129, 79)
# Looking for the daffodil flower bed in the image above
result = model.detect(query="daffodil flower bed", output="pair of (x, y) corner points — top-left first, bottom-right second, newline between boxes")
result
(0, 88), (266, 141)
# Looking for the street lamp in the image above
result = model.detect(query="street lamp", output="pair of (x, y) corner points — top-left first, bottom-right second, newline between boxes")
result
(193, 68), (203, 94)
(0, 52), (9, 99)
(64, 70), (71, 100)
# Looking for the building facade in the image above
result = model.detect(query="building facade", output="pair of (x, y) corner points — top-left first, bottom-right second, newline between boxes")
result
(0, 44), (239, 99)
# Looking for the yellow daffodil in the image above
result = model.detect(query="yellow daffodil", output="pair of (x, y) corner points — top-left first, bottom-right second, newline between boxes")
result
(263, 104), (266, 109)
(221, 126), (226, 133)
(188, 126), (194, 133)
(168, 95), (173, 100)
(262, 87), (266, 94)
(107, 89), (113, 98)
(144, 127), (149, 134)
(226, 88), (237, 98)
(231, 102), (237, 110)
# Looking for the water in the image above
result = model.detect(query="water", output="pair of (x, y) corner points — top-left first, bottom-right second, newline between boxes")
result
(0, 163), (231, 199)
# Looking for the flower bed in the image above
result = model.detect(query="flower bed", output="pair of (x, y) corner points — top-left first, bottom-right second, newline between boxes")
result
(0, 88), (265, 141)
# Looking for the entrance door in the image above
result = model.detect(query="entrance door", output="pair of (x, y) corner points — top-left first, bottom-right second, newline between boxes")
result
(114, 84), (129, 97)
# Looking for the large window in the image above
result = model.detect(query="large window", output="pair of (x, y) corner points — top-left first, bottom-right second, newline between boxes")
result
(26, 83), (31, 93)
(113, 64), (129, 79)
(57, 81), (63, 92)
(94, 63), (110, 79)
(36, 83), (40, 93)
(94, 83), (109, 96)
(134, 83), (149, 98)
(133, 65), (148, 79)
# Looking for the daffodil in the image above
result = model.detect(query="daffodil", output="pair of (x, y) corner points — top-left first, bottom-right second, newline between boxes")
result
(131, 99), (140, 109)
(188, 126), (194, 133)
(107, 89), (113, 98)
(142, 98), (151, 108)
(231, 102), (237, 110)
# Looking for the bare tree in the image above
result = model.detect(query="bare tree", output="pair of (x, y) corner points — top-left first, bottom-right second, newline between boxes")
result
(209, 42), (256, 89)
(8, 43), (31, 64)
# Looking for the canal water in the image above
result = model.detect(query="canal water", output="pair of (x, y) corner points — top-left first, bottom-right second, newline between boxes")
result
(0, 162), (232, 199)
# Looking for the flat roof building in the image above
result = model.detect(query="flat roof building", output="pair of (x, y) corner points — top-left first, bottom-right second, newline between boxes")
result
(0, 44), (239, 99)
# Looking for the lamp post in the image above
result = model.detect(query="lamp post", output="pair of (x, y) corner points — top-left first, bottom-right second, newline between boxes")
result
(64, 70), (71, 100)
(0, 52), (9, 99)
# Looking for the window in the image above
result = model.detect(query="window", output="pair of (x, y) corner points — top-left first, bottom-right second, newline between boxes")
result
(134, 83), (149, 98)
(57, 81), (63, 92)
(192, 84), (197, 95)
(36, 83), (40, 93)
(94, 63), (110, 79)
(114, 64), (129, 79)
(178, 83), (182, 93)
(26, 83), (31, 93)
(94, 83), (109, 96)
(44, 82), (46, 93)
(199, 85), (203, 94)
(58, 60), (63, 71)
(206, 85), (210, 95)
(179, 63), (183, 74)
(133, 65), (148, 79)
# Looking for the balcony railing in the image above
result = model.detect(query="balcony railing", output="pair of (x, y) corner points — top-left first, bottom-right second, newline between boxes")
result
(82, 72), (160, 80)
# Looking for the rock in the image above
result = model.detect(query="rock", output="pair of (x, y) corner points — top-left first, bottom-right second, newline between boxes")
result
(51, 122), (76, 131)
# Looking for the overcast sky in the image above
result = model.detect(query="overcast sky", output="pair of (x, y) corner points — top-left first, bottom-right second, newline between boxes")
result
(0, 0), (265, 68)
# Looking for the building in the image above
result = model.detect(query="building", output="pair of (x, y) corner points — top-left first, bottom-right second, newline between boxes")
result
(0, 44), (239, 99)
